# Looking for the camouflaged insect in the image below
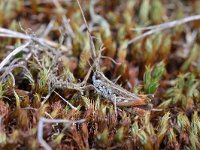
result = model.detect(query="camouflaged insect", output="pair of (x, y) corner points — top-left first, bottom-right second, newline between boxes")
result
(92, 71), (150, 107)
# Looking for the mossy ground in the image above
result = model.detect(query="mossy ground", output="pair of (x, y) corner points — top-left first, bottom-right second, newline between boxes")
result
(0, 0), (200, 150)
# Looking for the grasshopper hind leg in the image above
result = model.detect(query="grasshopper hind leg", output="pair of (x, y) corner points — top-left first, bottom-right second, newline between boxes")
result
(111, 95), (117, 116)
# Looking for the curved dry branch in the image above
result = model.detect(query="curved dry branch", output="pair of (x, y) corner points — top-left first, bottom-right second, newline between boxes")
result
(128, 14), (200, 45)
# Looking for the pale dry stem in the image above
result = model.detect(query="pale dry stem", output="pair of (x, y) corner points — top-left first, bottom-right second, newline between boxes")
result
(37, 117), (85, 150)
(129, 14), (200, 44)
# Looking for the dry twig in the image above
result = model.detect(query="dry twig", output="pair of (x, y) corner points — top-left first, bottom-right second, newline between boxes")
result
(128, 14), (200, 44)
(76, 0), (96, 58)
(0, 41), (31, 71)
(53, 90), (77, 110)
(37, 117), (85, 150)
(0, 27), (70, 51)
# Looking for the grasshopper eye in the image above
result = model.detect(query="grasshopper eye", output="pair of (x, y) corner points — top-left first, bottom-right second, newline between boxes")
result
(96, 74), (100, 79)
(94, 72), (100, 79)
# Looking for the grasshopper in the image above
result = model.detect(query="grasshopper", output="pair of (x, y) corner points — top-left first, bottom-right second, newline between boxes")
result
(92, 70), (151, 115)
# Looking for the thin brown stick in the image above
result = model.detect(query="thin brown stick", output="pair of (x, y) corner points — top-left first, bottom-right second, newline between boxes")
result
(101, 56), (122, 65)
(53, 90), (77, 110)
(42, 19), (56, 38)
(76, 0), (96, 58)
(24, 0), (73, 6)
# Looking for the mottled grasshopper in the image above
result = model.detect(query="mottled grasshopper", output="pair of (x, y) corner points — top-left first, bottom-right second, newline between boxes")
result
(92, 70), (151, 114)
